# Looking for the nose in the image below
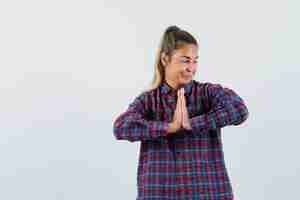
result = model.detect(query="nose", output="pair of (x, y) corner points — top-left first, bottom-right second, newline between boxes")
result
(186, 63), (197, 73)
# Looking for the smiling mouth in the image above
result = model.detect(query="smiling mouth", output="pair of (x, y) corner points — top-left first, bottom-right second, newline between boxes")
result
(183, 75), (192, 79)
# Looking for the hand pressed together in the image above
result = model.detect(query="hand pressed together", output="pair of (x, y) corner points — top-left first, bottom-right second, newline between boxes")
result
(167, 88), (192, 134)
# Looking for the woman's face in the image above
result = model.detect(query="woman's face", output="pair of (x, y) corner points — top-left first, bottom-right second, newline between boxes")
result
(161, 44), (199, 88)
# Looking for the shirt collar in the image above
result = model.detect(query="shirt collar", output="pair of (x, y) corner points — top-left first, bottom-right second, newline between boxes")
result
(160, 80), (193, 96)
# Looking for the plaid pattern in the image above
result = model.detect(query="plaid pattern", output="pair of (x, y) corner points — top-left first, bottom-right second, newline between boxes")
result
(113, 80), (249, 200)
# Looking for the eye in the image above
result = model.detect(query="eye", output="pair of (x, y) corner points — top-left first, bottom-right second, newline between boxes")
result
(181, 60), (198, 64)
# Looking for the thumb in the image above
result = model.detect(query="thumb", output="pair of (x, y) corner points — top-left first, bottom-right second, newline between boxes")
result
(180, 88), (185, 126)
(176, 89), (182, 124)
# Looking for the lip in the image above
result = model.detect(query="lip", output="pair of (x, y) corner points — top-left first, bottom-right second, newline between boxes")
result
(183, 75), (192, 79)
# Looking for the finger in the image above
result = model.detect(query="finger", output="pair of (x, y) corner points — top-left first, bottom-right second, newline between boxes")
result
(176, 90), (180, 108)
(179, 89), (182, 110)
(177, 99), (182, 124)
(179, 89), (183, 123)
(180, 89), (185, 126)
(180, 88), (184, 105)
(181, 96), (187, 126)
(181, 89), (189, 127)
(181, 88), (185, 111)
(177, 89), (182, 125)
(176, 90), (182, 124)
(182, 90), (186, 106)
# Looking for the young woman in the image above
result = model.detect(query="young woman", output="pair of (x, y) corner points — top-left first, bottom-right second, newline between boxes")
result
(113, 25), (249, 200)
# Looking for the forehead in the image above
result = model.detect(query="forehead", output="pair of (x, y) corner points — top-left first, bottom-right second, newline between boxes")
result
(173, 44), (199, 59)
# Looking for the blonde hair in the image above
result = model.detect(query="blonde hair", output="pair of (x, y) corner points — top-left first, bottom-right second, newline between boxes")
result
(145, 25), (198, 92)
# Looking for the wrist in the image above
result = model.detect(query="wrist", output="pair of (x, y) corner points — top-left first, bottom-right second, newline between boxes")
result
(167, 122), (175, 134)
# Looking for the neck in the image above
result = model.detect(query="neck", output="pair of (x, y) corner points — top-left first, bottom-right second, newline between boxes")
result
(164, 78), (181, 92)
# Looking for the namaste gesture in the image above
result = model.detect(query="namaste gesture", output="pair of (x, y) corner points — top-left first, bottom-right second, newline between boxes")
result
(167, 87), (192, 134)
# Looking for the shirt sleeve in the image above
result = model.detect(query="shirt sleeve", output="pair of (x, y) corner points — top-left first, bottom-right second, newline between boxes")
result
(190, 82), (249, 132)
(113, 93), (170, 142)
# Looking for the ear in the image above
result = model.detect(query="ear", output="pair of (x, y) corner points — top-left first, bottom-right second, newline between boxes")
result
(160, 52), (169, 67)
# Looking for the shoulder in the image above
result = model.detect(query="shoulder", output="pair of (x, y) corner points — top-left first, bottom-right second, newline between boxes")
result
(192, 80), (238, 99)
(192, 80), (222, 95)
(129, 87), (157, 108)
(138, 84), (163, 99)
(193, 80), (223, 89)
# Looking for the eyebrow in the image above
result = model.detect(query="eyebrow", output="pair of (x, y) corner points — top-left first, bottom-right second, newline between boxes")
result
(181, 56), (199, 59)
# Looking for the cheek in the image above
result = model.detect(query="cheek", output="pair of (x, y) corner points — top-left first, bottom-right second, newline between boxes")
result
(177, 65), (186, 73)
(193, 64), (198, 71)
(167, 64), (185, 77)
(170, 66), (182, 74)
(166, 69), (180, 79)
(177, 70), (185, 77)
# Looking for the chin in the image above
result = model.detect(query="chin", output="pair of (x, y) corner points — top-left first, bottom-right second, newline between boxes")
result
(182, 77), (192, 84)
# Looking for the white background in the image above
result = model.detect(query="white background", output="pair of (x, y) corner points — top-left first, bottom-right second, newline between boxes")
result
(0, 0), (299, 199)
